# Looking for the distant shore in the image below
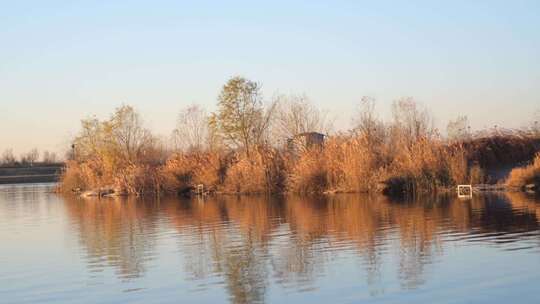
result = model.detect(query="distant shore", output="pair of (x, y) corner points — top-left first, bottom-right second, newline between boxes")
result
(0, 165), (63, 185)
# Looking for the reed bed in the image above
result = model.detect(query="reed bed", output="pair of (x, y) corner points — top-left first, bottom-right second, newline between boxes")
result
(60, 133), (540, 196)
(59, 103), (540, 196)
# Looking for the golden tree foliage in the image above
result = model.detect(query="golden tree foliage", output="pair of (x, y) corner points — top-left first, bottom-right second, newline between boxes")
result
(60, 105), (159, 194)
(210, 76), (276, 156)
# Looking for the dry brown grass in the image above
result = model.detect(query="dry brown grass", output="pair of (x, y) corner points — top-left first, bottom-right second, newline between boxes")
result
(114, 164), (161, 195)
(506, 153), (540, 189)
(60, 103), (539, 196)
(382, 136), (469, 195)
(286, 147), (327, 193)
(58, 159), (111, 192)
(61, 132), (538, 196)
(160, 151), (224, 193)
(59, 159), (162, 195)
(460, 135), (540, 168)
(285, 135), (386, 193)
(159, 147), (286, 194)
(57, 160), (85, 192)
(222, 148), (285, 193)
(325, 135), (384, 192)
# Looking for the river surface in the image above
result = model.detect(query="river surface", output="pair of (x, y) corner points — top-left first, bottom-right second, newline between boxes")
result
(1, 184), (540, 303)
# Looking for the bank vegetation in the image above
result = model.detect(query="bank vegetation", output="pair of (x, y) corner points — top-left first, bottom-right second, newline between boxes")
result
(58, 76), (540, 196)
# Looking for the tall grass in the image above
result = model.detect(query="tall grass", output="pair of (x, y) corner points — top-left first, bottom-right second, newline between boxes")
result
(286, 135), (385, 193)
(61, 130), (540, 195)
(157, 147), (287, 194)
(506, 153), (540, 190)
(160, 151), (224, 193)
(286, 147), (328, 193)
(222, 148), (285, 193)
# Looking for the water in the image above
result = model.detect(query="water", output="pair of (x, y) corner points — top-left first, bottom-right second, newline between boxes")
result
(1, 184), (540, 304)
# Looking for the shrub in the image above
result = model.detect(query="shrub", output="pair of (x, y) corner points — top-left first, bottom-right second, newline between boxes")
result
(57, 161), (85, 191)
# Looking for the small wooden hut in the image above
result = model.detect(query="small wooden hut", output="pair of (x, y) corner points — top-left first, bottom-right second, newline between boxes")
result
(287, 132), (325, 154)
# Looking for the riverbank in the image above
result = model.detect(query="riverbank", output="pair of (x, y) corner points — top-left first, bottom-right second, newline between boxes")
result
(57, 100), (540, 197)
(60, 136), (540, 198)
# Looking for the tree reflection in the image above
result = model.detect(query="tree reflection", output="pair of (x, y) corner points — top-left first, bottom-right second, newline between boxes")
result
(165, 196), (278, 304)
(164, 193), (540, 302)
(63, 196), (160, 280)
(59, 191), (540, 303)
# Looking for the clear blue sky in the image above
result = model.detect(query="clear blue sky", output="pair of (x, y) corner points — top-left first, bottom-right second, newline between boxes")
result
(1, 0), (539, 154)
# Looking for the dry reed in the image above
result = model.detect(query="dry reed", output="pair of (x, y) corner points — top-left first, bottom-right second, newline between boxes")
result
(506, 153), (540, 189)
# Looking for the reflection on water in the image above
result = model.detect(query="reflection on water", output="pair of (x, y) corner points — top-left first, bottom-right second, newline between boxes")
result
(66, 197), (160, 281)
(1, 184), (540, 303)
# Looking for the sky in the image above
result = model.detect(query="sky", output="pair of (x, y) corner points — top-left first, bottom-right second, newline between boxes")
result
(1, 0), (539, 155)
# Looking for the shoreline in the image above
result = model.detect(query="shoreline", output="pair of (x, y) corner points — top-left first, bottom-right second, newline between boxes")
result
(66, 183), (538, 199)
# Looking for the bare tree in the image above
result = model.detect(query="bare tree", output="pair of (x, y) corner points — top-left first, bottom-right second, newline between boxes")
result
(272, 94), (330, 142)
(531, 108), (540, 137)
(20, 148), (39, 166)
(352, 96), (385, 144)
(110, 105), (154, 162)
(391, 97), (435, 144)
(172, 104), (210, 152)
(447, 115), (471, 142)
(1, 149), (16, 166)
(28, 148), (39, 164)
(42, 151), (58, 164)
